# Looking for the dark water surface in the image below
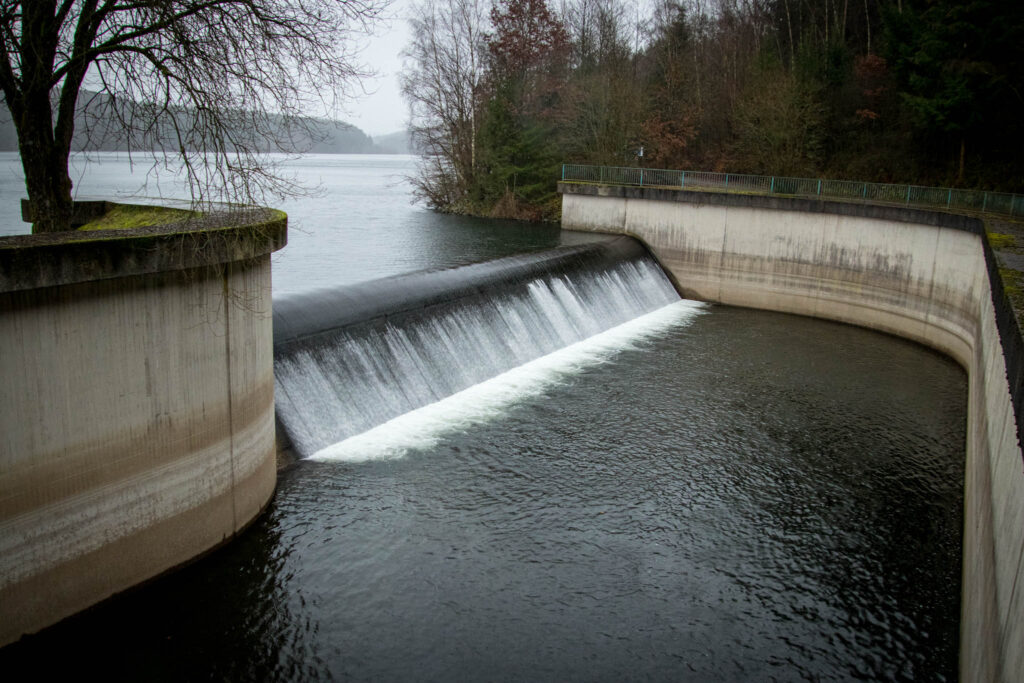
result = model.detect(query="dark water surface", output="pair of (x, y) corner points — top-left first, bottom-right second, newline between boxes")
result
(1, 307), (965, 681)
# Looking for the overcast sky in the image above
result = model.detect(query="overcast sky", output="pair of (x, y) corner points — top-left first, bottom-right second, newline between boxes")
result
(341, 0), (414, 137)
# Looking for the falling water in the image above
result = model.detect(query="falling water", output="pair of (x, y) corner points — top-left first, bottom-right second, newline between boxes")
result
(273, 237), (685, 458)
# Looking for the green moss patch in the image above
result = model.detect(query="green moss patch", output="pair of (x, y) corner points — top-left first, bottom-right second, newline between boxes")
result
(987, 231), (1016, 249)
(999, 266), (1024, 311)
(77, 204), (199, 231)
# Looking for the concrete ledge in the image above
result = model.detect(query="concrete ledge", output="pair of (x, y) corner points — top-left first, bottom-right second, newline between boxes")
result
(0, 204), (286, 646)
(558, 181), (984, 233)
(0, 205), (287, 292)
(560, 183), (1024, 683)
(20, 199), (112, 227)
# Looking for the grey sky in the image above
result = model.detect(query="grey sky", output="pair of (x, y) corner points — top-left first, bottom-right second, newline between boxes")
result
(342, 0), (414, 137)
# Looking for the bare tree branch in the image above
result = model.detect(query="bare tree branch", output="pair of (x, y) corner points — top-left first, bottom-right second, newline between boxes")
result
(2, 0), (388, 232)
(401, 0), (487, 210)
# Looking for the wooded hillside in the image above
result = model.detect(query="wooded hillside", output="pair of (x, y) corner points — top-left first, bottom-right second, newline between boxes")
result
(403, 0), (1024, 220)
(0, 91), (382, 155)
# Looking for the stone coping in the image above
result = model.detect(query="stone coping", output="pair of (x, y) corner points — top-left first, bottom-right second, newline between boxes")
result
(0, 203), (287, 293)
(557, 181), (984, 234)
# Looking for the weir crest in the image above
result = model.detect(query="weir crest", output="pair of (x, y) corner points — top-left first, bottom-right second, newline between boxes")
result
(273, 237), (682, 459)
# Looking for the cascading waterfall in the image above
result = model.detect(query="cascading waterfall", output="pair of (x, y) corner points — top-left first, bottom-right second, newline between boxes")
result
(273, 237), (693, 459)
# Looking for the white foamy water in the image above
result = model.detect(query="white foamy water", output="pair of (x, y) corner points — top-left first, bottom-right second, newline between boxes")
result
(310, 299), (706, 462)
(274, 256), (685, 458)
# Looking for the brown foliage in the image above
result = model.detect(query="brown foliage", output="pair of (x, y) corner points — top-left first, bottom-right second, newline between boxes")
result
(854, 53), (888, 123)
(640, 114), (697, 168)
(488, 0), (569, 77)
(488, 188), (547, 221)
(487, 0), (569, 117)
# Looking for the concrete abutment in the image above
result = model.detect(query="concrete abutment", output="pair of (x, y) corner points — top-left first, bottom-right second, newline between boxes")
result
(0, 207), (287, 646)
(560, 182), (1024, 683)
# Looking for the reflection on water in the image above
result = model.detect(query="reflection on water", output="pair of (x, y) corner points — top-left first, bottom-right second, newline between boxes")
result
(0, 307), (965, 681)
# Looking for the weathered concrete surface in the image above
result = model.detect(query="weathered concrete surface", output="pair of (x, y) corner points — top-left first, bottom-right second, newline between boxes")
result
(0, 209), (285, 645)
(0, 205), (286, 292)
(21, 199), (111, 227)
(560, 182), (1024, 683)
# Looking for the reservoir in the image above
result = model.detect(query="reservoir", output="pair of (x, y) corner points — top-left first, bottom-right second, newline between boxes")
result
(0, 154), (965, 680)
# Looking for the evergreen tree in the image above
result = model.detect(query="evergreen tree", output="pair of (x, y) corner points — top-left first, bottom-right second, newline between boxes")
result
(885, 0), (1024, 184)
(476, 0), (568, 218)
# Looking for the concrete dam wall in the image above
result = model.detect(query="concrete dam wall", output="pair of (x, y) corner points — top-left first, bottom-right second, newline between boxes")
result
(560, 183), (1024, 682)
(0, 209), (287, 646)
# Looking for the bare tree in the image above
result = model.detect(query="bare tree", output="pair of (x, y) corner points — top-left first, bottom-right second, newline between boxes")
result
(559, 0), (596, 70)
(400, 0), (488, 211)
(556, 0), (644, 164)
(0, 0), (387, 233)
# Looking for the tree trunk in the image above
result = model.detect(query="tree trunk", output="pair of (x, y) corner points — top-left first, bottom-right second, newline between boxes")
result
(824, 0), (829, 46)
(14, 2), (75, 233)
(17, 94), (74, 233)
(20, 135), (74, 234)
(783, 0), (795, 66)
(864, 0), (871, 54)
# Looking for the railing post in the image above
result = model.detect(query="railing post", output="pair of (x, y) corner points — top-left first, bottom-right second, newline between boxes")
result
(947, 188), (952, 208)
(983, 192), (988, 212)
(863, 183), (867, 198)
(817, 179), (822, 196)
(600, 166), (604, 184)
(725, 174), (730, 188)
(681, 171), (686, 188)
(906, 185), (912, 205)
(770, 176), (775, 194)
(561, 164), (565, 181)
(640, 169), (644, 187)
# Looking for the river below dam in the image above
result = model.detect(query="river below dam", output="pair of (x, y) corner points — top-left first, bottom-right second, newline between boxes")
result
(0, 154), (965, 680)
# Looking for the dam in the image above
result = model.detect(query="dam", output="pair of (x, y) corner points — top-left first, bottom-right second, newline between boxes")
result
(560, 180), (1024, 682)
(273, 237), (681, 459)
(2, 223), (969, 679)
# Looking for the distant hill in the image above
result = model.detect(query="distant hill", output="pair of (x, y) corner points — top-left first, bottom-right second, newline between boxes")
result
(277, 117), (379, 155)
(0, 91), (386, 155)
(372, 130), (412, 155)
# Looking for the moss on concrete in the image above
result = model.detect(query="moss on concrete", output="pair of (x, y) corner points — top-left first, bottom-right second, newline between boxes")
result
(1, 203), (287, 293)
(987, 231), (1016, 249)
(985, 217), (1024, 323)
(999, 267), (1024, 308)
(77, 204), (199, 231)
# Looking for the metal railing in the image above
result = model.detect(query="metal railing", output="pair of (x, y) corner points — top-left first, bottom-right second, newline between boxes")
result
(560, 164), (1024, 219)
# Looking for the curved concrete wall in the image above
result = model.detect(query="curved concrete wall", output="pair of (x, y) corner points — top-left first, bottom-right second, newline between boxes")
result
(561, 183), (1024, 683)
(0, 209), (287, 645)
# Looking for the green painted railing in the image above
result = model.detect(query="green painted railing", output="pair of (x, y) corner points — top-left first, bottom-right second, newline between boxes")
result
(560, 164), (1024, 218)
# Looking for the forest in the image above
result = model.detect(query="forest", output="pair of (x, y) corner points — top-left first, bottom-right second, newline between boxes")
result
(0, 90), (381, 156)
(402, 0), (1024, 220)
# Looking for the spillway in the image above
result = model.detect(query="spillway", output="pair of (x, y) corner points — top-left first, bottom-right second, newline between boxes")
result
(272, 237), (682, 459)
(2, 239), (966, 681)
